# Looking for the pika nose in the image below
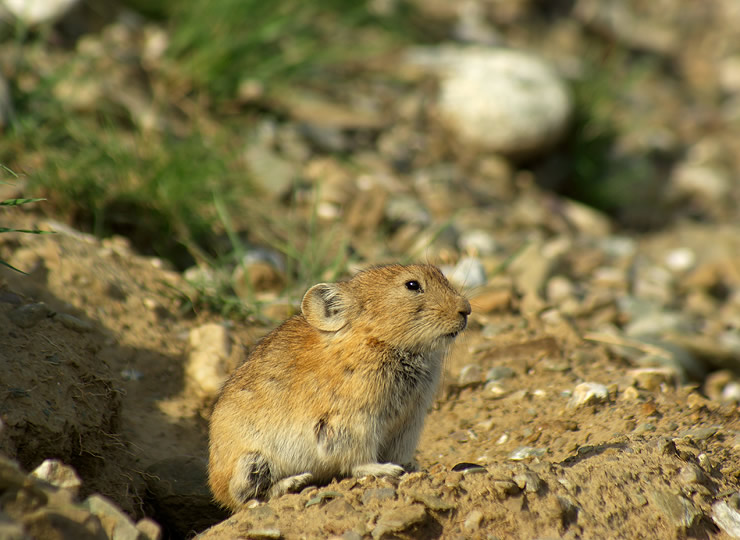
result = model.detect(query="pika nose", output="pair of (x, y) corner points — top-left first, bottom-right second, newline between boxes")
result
(459, 298), (472, 318)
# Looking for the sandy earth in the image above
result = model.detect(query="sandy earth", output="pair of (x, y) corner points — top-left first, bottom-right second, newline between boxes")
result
(1, 212), (739, 539)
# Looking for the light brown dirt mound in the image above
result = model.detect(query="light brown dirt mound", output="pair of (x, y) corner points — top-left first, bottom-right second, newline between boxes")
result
(2, 217), (740, 539)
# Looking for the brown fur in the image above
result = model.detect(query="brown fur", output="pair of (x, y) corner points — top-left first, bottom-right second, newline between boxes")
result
(208, 264), (471, 511)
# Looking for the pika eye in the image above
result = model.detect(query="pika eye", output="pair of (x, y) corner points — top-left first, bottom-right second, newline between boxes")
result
(405, 280), (422, 292)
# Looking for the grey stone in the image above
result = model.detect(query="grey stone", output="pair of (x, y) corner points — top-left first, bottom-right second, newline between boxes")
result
(508, 446), (547, 461)
(508, 240), (551, 300)
(410, 492), (455, 512)
(306, 490), (343, 507)
(713, 501), (740, 538)
(664, 248), (696, 272)
(513, 471), (544, 494)
(82, 494), (140, 540)
(650, 490), (702, 529)
(371, 504), (427, 539)
(669, 161), (731, 207)
(244, 529), (282, 540)
(631, 338), (705, 381)
(361, 487), (396, 505)
(485, 366), (516, 382)
(546, 276), (576, 304)
(55, 313), (94, 333)
(633, 423), (656, 435)
(627, 367), (680, 391)
(722, 383), (740, 403)
(491, 480), (521, 498)
(245, 144), (298, 199)
(567, 382), (609, 408)
(135, 518), (161, 540)
(458, 230), (498, 256)
(31, 459), (82, 495)
(677, 426), (719, 442)
(385, 196), (430, 226)
(625, 312), (690, 338)
(22, 505), (107, 540)
(458, 364), (483, 387)
(233, 256), (285, 296)
(463, 509), (484, 532)
(186, 323), (232, 396)
(446, 257), (486, 289)
(9, 302), (50, 328)
(678, 464), (709, 487)
(409, 46), (572, 156)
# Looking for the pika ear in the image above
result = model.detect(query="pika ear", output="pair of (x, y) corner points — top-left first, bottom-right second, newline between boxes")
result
(301, 283), (349, 332)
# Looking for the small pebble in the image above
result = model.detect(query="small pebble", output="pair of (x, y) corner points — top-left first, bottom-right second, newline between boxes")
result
(458, 364), (483, 386)
(451, 462), (486, 473)
(446, 257), (487, 289)
(9, 302), (50, 328)
(650, 489), (702, 529)
(621, 386), (641, 401)
(513, 471), (544, 493)
(508, 446), (546, 461)
(665, 248), (696, 272)
(656, 438), (677, 456)
(31, 459), (82, 494)
(410, 492), (455, 512)
(463, 509), (484, 531)
(136, 518), (162, 540)
(371, 504), (427, 539)
(679, 464), (708, 487)
(712, 501), (740, 538)
(245, 529), (282, 540)
(361, 487), (396, 505)
(628, 367), (679, 391)
(633, 423), (657, 435)
(677, 426), (718, 442)
(306, 490), (343, 507)
(485, 366), (516, 382)
(55, 312), (93, 333)
(484, 381), (509, 398)
(492, 480), (521, 498)
(568, 382), (609, 408)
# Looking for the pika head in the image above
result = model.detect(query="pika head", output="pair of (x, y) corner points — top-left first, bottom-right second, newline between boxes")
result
(302, 264), (471, 353)
(208, 264), (471, 511)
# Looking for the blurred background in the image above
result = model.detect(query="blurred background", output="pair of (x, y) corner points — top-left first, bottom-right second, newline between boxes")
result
(1, 0), (739, 314)
(2, 4), (740, 537)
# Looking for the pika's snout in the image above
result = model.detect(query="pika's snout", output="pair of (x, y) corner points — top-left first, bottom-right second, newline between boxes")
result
(459, 297), (472, 328)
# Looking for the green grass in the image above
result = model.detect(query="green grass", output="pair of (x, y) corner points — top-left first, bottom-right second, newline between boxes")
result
(0, 166), (51, 273)
(564, 48), (665, 224)
(0, 0), (421, 315)
(166, 0), (403, 101)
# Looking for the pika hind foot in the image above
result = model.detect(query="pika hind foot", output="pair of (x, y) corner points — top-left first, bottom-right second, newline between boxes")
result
(268, 472), (315, 498)
(229, 452), (272, 505)
(351, 463), (405, 479)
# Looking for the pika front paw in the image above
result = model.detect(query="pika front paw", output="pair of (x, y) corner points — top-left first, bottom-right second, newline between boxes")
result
(268, 472), (315, 499)
(351, 462), (406, 479)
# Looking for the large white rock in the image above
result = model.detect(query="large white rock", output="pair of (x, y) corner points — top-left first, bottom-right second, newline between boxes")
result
(407, 46), (572, 156)
(1, 0), (79, 25)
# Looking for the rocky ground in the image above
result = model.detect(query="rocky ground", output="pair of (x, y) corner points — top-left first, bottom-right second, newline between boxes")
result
(2, 0), (740, 539)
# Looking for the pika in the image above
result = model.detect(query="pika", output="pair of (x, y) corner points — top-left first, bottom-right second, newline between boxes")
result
(208, 263), (471, 511)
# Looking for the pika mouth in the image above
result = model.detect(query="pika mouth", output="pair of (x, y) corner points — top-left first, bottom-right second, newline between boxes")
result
(445, 322), (467, 339)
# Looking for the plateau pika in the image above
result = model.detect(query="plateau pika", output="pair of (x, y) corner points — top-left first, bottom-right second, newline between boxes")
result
(208, 263), (471, 511)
